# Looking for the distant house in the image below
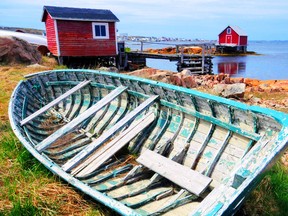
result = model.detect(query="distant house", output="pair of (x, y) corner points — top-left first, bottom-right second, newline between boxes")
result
(217, 26), (248, 53)
(41, 6), (120, 63)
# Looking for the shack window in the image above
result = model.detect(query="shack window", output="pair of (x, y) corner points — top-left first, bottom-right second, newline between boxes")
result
(227, 28), (231, 34)
(92, 23), (109, 39)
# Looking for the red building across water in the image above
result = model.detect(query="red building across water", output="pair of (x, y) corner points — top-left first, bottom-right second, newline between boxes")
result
(216, 26), (248, 53)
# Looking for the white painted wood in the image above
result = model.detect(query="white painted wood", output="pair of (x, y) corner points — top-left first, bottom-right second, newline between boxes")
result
(21, 80), (91, 126)
(62, 95), (159, 172)
(137, 149), (212, 196)
(73, 111), (156, 176)
(35, 86), (127, 152)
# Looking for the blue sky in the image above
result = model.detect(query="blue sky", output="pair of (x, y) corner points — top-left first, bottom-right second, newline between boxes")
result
(0, 0), (287, 40)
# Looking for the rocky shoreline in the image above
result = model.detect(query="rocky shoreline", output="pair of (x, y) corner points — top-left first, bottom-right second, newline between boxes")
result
(144, 46), (258, 56)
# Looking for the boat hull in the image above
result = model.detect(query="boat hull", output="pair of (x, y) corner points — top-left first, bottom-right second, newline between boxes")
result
(9, 69), (288, 215)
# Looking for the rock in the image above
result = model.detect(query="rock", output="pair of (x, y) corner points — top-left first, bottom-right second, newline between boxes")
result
(250, 96), (262, 104)
(244, 78), (260, 87)
(98, 66), (119, 73)
(213, 84), (227, 95)
(258, 83), (272, 91)
(27, 63), (48, 69)
(231, 77), (244, 83)
(180, 69), (193, 76)
(182, 76), (198, 88)
(0, 36), (41, 65)
(128, 68), (157, 77)
(170, 74), (182, 86)
(214, 83), (246, 98)
(222, 83), (246, 98)
(274, 80), (288, 91)
(224, 77), (231, 84)
(216, 73), (226, 81)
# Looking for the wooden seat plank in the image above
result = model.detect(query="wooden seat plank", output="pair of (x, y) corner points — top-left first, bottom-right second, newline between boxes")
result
(136, 149), (212, 196)
(35, 86), (127, 152)
(21, 80), (91, 126)
(62, 95), (159, 172)
(73, 111), (156, 177)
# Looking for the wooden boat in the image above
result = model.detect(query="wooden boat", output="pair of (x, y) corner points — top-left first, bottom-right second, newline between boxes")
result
(9, 69), (288, 215)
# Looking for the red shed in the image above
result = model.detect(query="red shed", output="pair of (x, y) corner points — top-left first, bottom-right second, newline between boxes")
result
(41, 6), (119, 59)
(217, 26), (248, 53)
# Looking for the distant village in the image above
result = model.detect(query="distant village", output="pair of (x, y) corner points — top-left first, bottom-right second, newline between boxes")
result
(117, 34), (204, 42)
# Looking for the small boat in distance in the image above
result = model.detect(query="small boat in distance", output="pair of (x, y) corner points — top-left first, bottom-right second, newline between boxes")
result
(9, 69), (288, 215)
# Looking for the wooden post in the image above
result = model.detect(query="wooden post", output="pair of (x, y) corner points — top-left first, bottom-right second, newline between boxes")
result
(180, 46), (184, 64)
(58, 56), (63, 65)
(140, 41), (143, 52)
(201, 46), (205, 74)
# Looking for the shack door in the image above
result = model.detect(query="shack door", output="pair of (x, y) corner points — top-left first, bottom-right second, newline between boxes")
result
(226, 35), (232, 44)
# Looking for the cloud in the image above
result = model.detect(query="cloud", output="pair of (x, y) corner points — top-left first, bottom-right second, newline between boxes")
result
(0, 0), (287, 39)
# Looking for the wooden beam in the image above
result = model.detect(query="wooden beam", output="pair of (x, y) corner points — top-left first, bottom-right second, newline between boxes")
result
(35, 86), (127, 152)
(136, 149), (212, 196)
(21, 80), (91, 126)
(73, 111), (156, 177)
(62, 95), (159, 172)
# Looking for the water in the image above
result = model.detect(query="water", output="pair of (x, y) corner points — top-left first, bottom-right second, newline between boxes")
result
(126, 41), (288, 80)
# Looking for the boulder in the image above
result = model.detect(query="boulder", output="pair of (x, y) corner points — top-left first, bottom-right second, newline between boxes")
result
(214, 83), (246, 98)
(182, 76), (198, 88)
(0, 36), (41, 65)
(180, 69), (193, 76)
(244, 78), (260, 87)
(98, 66), (119, 73)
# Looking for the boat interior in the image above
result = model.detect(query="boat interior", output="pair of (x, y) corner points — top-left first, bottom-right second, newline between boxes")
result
(10, 70), (284, 215)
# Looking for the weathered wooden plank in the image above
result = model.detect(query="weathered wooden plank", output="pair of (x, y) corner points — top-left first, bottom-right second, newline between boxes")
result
(160, 100), (261, 141)
(21, 80), (91, 126)
(62, 95), (159, 172)
(73, 111), (156, 177)
(35, 86), (127, 152)
(136, 149), (212, 196)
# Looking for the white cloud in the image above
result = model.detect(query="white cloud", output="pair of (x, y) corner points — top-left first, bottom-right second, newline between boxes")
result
(0, 0), (287, 39)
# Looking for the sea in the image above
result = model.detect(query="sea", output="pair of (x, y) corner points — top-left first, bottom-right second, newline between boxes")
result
(126, 41), (288, 80)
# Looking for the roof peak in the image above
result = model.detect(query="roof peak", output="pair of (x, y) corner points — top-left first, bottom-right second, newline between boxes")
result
(227, 25), (247, 36)
(42, 5), (119, 22)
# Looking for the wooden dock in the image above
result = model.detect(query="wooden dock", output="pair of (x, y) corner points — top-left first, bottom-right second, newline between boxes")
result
(125, 42), (214, 74)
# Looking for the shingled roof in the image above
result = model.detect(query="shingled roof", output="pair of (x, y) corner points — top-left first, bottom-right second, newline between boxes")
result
(42, 6), (119, 22)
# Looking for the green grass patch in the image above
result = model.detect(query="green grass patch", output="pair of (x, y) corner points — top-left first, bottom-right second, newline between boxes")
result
(0, 199), (41, 216)
(125, 47), (131, 52)
(54, 64), (68, 70)
(243, 162), (288, 215)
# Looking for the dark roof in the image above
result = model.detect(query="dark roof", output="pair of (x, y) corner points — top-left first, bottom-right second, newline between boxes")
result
(42, 6), (119, 22)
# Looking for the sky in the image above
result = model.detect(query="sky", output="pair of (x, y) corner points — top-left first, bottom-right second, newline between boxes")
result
(0, 0), (288, 40)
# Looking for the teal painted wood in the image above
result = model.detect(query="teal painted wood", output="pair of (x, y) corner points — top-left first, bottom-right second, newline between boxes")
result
(9, 69), (288, 216)
(62, 95), (159, 172)
(35, 85), (127, 152)
(21, 80), (91, 126)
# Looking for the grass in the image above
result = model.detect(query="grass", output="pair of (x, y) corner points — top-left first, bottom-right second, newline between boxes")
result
(0, 61), (287, 215)
(0, 60), (110, 215)
(242, 163), (288, 216)
(0, 122), (108, 216)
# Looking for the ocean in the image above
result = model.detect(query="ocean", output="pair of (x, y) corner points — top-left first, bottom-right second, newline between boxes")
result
(126, 41), (288, 80)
